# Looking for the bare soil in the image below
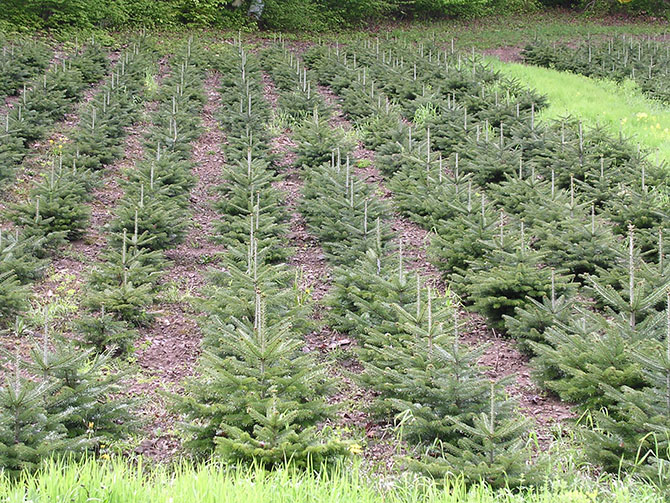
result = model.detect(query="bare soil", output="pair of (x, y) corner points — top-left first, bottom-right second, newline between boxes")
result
(134, 71), (227, 460)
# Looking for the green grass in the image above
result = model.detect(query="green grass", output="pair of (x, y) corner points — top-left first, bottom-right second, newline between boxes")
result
(50, 12), (667, 56)
(489, 59), (670, 164)
(0, 458), (666, 503)
(383, 10), (669, 50)
(236, 9), (669, 50)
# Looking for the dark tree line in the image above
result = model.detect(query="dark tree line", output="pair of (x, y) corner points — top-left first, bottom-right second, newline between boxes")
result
(0, 0), (667, 32)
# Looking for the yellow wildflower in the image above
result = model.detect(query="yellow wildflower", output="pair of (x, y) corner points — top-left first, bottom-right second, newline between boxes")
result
(349, 443), (363, 455)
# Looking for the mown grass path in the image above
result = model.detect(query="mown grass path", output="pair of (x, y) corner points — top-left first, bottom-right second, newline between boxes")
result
(491, 59), (670, 164)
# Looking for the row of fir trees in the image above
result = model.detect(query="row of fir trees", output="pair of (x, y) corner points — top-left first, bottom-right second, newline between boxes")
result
(269, 42), (542, 487)
(0, 40), (144, 475)
(303, 37), (670, 484)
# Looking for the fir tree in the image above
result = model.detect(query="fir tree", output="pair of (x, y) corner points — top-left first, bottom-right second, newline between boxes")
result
(225, 128), (274, 164)
(0, 130), (25, 187)
(582, 292), (670, 478)
(390, 152), (473, 229)
(177, 296), (345, 467)
(483, 163), (544, 218)
(374, 120), (419, 176)
(90, 229), (163, 291)
(535, 205), (621, 282)
(213, 152), (288, 262)
(531, 309), (649, 410)
(0, 313), (136, 475)
(455, 224), (573, 332)
(423, 106), (470, 155)
(354, 286), (541, 488)
(327, 245), (417, 340)
(110, 186), (188, 252)
(0, 370), (68, 476)
(86, 230), (160, 325)
(24, 323), (137, 443)
(219, 91), (272, 146)
(587, 225), (667, 328)
(63, 115), (124, 171)
(5, 195), (67, 250)
(74, 308), (138, 356)
(294, 110), (354, 167)
(7, 164), (92, 241)
(202, 239), (312, 352)
(0, 271), (29, 325)
(0, 322), (69, 475)
(361, 111), (404, 151)
(458, 129), (523, 187)
(411, 383), (539, 489)
(504, 269), (579, 354)
(86, 275), (154, 327)
(300, 156), (392, 265)
(429, 191), (499, 278)
(574, 155), (634, 209)
(125, 150), (196, 202)
(605, 181), (669, 258)
(261, 48), (330, 123)
(0, 229), (47, 283)
(516, 172), (588, 229)
(363, 292), (494, 440)
(0, 40), (52, 97)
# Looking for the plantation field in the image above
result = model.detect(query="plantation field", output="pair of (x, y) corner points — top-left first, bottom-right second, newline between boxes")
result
(1, 23), (670, 500)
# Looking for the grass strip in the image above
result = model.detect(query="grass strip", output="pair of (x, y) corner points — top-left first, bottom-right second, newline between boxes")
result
(490, 59), (670, 165)
(0, 458), (665, 503)
(391, 11), (668, 50)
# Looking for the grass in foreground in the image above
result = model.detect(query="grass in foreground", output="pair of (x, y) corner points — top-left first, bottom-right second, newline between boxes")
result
(0, 458), (666, 503)
(490, 59), (670, 165)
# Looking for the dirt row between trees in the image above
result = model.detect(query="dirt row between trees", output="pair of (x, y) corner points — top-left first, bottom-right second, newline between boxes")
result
(134, 70), (227, 460)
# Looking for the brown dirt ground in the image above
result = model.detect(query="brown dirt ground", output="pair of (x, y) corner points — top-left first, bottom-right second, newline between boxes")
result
(134, 70), (228, 460)
(482, 46), (524, 63)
